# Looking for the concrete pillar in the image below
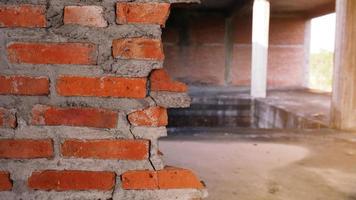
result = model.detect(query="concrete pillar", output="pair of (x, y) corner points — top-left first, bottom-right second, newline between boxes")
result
(224, 17), (235, 85)
(251, 0), (270, 98)
(331, 0), (356, 131)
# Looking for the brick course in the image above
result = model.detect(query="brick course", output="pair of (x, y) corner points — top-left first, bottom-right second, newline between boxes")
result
(128, 107), (168, 127)
(64, 6), (107, 27)
(28, 170), (115, 191)
(0, 75), (49, 96)
(0, 4), (46, 28)
(0, 108), (16, 129)
(121, 167), (204, 190)
(116, 3), (170, 26)
(0, 139), (53, 159)
(0, 172), (12, 191)
(56, 76), (147, 98)
(112, 38), (164, 61)
(61, 139), (149, 160)
(7, 42), (97, 65)
(150, 69), (187, 92)
(31, 105), (118, 129)
(121, 170), (158, 190)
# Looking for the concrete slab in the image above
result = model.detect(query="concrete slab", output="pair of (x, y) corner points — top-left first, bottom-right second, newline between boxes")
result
(169, 88), (332, 129)
(256, 89), (331, 129)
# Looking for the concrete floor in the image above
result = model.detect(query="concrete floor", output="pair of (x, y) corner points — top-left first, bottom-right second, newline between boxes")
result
(160, 129), (356, 200)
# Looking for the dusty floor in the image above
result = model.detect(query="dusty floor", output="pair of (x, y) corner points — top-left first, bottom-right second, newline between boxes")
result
(160, 129), (356, 200)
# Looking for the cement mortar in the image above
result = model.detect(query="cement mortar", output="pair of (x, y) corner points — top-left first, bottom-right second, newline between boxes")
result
(150, 91), (191, 108)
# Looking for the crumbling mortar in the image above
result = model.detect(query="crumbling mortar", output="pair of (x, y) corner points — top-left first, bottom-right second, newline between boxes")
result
(148, 140), (158, 171)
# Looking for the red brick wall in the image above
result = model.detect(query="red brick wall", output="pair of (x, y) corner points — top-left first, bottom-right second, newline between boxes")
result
(163, 12), (227, 85)
(163, 10), (309, 88)
(232, 16), (308, 87)
(0, 2), (205, 199)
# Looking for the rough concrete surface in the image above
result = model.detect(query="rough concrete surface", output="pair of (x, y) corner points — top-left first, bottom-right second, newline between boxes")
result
(161, 129), (356, 200)
(255, 89), (331, 128)
(168, 87), (332, 129)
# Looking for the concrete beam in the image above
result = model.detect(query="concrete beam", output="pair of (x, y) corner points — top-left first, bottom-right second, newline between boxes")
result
(305, 2), (336, 18)
(251, 0), (270, 98)
(331, 0), (356, 131)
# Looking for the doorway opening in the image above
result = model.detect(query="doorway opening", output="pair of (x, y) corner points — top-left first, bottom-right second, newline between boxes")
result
(309, 13), (336, 92)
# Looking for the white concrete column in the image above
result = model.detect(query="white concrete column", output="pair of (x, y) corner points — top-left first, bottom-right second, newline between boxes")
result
(331, 0), (356, 131)
(251, 0), (270, 98)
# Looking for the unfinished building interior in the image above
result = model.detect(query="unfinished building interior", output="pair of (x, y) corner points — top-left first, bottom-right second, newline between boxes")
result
(161, 0), (356, 199)
(165, 0), (336, 130)
(0, 0), (356, 199)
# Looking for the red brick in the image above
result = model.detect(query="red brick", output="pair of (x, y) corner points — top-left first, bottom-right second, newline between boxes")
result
(7, 42), (97, 65)
(0, 108), (16, 129)
(128, 107), (167, 127)
(61, 139), (149, 160)
(112, 38), (164, 61)
(56, 76), (147, 98)
(28, 170), (115, 191)
(150, 69), (187, 92)
(0, 139), (53, 159)
(0, 171), (12, 191)
(64, 6), (107, 27)
(0, 75), (49, 96)
(116, 3), (170, 26)
(121, 170), (158, 190)
(121, 167), (204, 190)
(0, 4), (46, 28)
(157, 167), (204, 189)
(31, 105), (118, 129)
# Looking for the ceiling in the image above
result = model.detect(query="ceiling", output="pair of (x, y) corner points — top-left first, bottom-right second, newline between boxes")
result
(197, 0), (237, 9)
(174, 0), (335, 16)
(269, 0), (335, 13)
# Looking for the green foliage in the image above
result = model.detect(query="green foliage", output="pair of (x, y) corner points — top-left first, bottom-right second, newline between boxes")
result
(309, 51), (334, 92)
